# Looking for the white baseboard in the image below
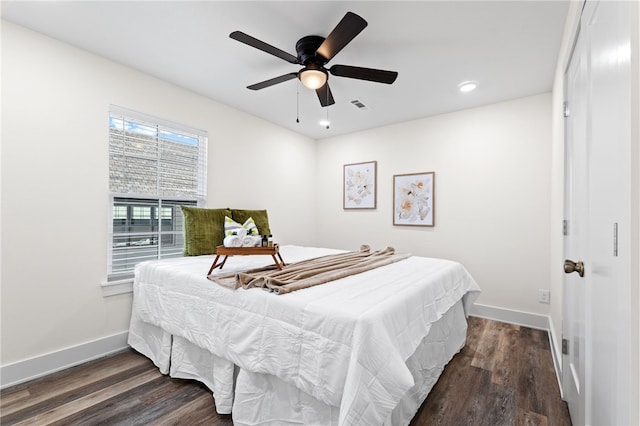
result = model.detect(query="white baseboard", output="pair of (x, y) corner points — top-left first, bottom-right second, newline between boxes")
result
(469, 303), (549, 329)
(0, 331), (129, 389)
(546, 315), (564, 397)
(469, 303), (563, 394)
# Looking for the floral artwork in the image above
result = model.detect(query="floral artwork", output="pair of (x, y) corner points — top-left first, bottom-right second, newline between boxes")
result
(393, 172), (434, 226)
(343, 161), (377, 209)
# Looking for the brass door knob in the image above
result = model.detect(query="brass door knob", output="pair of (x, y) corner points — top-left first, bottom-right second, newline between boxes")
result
(564, 259), (585, 277)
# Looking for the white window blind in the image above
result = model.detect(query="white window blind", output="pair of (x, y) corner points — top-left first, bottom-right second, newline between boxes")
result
(108, 106), (207, 281)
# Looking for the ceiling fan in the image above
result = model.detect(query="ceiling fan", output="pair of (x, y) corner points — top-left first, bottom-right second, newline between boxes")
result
(230, 11), (398, 107)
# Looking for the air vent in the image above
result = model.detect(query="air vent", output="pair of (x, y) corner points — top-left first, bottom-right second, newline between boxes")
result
(350, 99), (368, 110)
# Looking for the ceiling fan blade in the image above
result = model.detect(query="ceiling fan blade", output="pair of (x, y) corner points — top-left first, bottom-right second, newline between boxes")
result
(230, 31), (299, 64)
(316, 82), (335, 107)
(316, 12), (367, 62)
(247, 73), (298, 90)
(329, 65), (398, 84)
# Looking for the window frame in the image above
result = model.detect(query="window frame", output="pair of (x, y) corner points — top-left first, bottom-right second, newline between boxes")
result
(106, 106), (207, 287)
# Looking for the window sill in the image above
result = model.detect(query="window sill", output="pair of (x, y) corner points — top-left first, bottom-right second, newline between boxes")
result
(101, 278), (133, 297)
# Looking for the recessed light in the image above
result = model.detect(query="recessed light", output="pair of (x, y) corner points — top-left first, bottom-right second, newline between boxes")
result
(458, 80), (479, 93)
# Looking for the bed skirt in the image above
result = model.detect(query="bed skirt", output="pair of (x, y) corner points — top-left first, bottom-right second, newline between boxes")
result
(128, 299), (467, 425)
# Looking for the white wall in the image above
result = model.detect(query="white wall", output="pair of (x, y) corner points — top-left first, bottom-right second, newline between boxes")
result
(315, 94), (552, 316)
(1, 21), (317, 366)
(632, 1), (640, 422)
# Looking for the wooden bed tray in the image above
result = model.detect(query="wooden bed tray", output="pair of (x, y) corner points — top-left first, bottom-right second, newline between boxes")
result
(208, 244), (285, 275)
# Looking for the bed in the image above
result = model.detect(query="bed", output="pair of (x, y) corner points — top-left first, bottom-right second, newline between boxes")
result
(128, 245), (480, 425)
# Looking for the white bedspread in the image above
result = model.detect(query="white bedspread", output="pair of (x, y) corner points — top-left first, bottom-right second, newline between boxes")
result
(132, 245), (480, 425)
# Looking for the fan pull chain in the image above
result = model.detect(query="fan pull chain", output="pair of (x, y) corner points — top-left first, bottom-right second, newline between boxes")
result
(296, 80), (300, 123)
(325, 84), (330, 129)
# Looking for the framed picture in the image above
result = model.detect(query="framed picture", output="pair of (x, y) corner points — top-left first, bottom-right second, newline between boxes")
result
(393, 172), (434, 226)
(343, 161), (377, 209)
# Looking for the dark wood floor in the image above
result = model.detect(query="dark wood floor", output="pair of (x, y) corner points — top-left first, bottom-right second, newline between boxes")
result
(1, 317), (571, 425)
(411, 317), (571, 426)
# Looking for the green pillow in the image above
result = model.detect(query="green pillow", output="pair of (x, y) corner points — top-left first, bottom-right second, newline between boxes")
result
(231, 209), (271, 236)
(181, 206), (231, 256)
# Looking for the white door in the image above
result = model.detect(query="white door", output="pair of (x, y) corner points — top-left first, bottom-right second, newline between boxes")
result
(562, 1), (633, 425)
(562, 17), (587, 426)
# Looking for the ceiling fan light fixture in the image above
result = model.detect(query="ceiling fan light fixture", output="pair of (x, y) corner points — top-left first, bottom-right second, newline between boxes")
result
(230, 12), (397, 108)
(299, 68), (327, 90)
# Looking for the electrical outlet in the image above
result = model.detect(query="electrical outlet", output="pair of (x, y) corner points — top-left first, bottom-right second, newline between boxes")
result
(538, 289), (550, 304)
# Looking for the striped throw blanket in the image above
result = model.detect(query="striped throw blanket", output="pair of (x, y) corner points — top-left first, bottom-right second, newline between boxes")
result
(209, 245), (410, 294)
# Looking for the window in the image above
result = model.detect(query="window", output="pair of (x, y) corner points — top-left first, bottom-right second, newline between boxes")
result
(108, 106), (207, 281)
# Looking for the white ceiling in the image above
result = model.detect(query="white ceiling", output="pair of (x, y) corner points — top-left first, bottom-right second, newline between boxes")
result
(1, 1), (569, 140)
